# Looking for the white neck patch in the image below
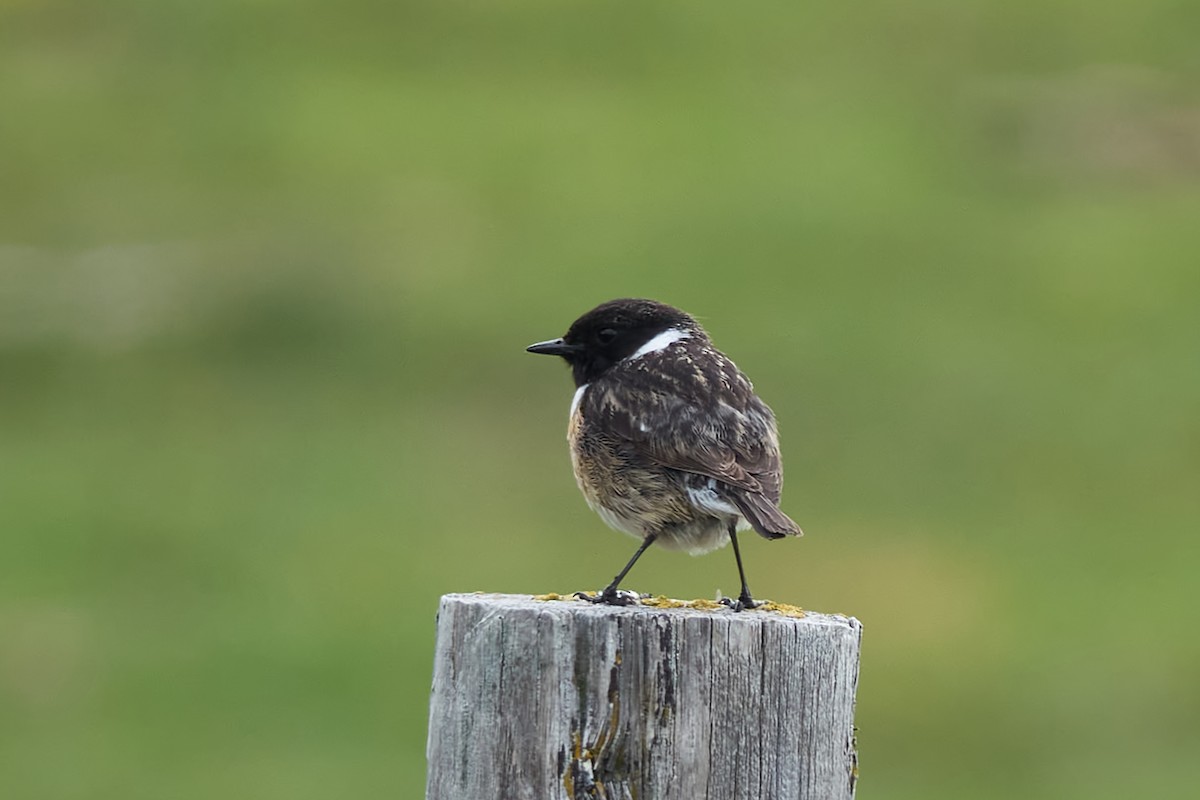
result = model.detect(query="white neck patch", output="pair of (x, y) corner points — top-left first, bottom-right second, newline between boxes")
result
(627, 327), (690, 361)
(569, 383), (590, 418)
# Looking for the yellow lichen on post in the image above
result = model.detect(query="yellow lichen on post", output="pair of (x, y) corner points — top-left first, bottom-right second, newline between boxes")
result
(753, 600), (807, 618)
(533, 593), (796, 614)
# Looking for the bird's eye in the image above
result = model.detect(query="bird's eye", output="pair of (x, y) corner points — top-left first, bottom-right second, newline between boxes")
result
(596, 328), (618, 344)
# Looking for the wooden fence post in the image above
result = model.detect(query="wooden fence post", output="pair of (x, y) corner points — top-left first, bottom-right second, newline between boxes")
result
(426, 593), (862, 800)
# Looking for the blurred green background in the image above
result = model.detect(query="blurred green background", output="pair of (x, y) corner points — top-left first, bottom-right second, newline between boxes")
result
(2, 2), (1198, 798)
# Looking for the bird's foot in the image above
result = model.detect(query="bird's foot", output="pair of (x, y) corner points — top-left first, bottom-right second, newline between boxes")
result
(720, 592), (764, 612)
(574, 588), (642, 606)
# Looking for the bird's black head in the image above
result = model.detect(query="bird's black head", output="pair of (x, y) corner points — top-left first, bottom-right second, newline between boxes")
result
(527, 298), (701, 386)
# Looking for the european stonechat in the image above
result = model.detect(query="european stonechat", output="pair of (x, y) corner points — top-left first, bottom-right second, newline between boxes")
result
(527, 298), (801, 610)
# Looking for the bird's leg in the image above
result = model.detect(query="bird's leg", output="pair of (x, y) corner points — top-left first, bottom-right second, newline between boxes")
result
(721, 523), (762, 611)
(576, 533), (658, 606)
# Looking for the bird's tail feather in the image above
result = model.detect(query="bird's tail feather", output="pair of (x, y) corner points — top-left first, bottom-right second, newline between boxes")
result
(732, 493), (803, 539)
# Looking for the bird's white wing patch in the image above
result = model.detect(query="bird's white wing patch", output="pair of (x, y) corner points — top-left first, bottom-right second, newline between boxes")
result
(686, 478), (741, 517)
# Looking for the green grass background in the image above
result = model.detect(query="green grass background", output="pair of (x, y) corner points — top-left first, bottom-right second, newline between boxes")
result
(2, 2), (1198, 798)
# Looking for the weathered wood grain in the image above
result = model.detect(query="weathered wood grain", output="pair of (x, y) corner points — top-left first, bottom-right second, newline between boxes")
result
(426, 593), (861, 800)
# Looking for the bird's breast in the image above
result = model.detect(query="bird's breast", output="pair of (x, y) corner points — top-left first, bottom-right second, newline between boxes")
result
(567, 402), (736, 554)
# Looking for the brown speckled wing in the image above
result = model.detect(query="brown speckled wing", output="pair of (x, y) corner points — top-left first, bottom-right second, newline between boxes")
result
(583, 341), (786, 505)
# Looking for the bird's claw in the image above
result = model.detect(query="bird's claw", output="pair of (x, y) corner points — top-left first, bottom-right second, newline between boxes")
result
(720, 594), (764, 612)
(574, 588), (642, 606)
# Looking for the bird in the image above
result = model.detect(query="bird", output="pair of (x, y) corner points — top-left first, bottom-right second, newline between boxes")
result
(526, 298), (802, 611)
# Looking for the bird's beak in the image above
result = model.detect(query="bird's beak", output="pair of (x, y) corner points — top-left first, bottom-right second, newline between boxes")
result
(526, 337), (583, 356)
